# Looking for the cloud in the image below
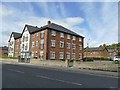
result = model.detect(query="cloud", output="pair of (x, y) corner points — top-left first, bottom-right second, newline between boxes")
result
(79, 2), (118, 47)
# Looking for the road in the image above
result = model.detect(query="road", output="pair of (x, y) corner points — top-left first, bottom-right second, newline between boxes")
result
(2, 63), (119, 88)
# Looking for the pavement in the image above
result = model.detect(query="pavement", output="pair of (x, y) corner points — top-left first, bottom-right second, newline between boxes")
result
(2, 63), (119, 88)
(2, 61), (119, 78)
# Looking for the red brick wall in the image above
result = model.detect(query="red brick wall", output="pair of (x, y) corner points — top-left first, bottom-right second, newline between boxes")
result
(0, 49), (8, 56)
(14, 38), (21, 56)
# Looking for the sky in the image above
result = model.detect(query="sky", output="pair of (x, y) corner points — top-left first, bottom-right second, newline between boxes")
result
(0, 1), (118, 47)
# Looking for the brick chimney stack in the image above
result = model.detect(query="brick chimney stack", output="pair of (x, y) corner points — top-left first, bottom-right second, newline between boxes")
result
(48, 21), (51, 25)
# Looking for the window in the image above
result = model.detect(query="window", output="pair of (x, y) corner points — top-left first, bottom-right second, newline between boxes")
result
(25, 43), (28, 50)
(22, 36), (25, 42)
(36, 41), (38, 47)
(79, 38), (82, 41)
(60, 33), (64, 38)
(67, 43), (70, 49)
(79, 53), (82, 59)
(22, 44), (24, 50)
(41, 31), (44, 39)
(72, 44), (76, 49)
(26, 34), (28, 41)
(72, 36), (76, 40)
(40, 44), (44, 49)
(51, 30), (56, 36)
(50, 51), (55, 59)
(36, 33), (38, 37)
(32, 42), (34, 47)
(32, 52), (34, 58)
(51, 40), (55, 47)
(67, 35), (70, 39)
(79, 44), (82, 50)
(40, 39), (44, 49)
(59, 52), (64, 59)
(72, 53), (75, 59)
(66, 52), (70, 59)
(60, 41), (64, 48)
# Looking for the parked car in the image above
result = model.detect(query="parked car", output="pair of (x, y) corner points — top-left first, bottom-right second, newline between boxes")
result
(113, 56), (120, 62)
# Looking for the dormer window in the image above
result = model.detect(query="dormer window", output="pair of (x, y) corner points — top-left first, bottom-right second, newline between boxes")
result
(51, 30), (56, 36)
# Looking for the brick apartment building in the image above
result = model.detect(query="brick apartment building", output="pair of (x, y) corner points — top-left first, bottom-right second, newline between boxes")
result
(8, 21), (84, 60)
(84, 47), (109, 58)
(8, 32), (21, 57)
(0, 46), (8, 56)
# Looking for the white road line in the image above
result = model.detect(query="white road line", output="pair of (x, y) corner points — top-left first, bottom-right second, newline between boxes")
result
(36, 75), (82, 86)
(7, 69), (25, 74)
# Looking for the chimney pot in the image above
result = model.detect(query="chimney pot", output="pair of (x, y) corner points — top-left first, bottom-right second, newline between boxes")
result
(48, 21), (51, 25)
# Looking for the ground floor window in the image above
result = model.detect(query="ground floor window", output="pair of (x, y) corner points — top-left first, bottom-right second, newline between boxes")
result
(50, 51), (55, 59)
(59, 52), (64, 59)
(66, 53), (70, 59)
(72, 53), (75, 59)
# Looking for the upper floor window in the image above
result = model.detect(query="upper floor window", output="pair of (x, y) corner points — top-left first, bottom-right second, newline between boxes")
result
(41, 31), (44, 39)
(67, 34), (70, 39)
(72, 36), (76, 40)
(72, 44), (76, 49)
(50, 51), (55, 59)
(32, 42), (34, 47)
(79, 53), (82, 59)
(59, 52), (64, 59)
(60, 33), (64, 38)
(40, 39), (44, 49)
(79, 37), (82, 42)
(51, 30), (56, 36)
(79, 44), (82, 50)
(36, 41), (38, 47)
(25, 44), (28, 50)
(51, 40), (55, 47)
(60, 41), (64, 48)
(67, 43), (70, 49)
(36, 33), (38, 37)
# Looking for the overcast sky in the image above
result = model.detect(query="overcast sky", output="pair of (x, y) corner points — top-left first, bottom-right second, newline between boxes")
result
(0, 1), (118, 47)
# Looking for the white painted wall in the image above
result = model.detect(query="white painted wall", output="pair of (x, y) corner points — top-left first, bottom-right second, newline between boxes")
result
(21, 27), (30, 52)
(8, 34), (15, 57)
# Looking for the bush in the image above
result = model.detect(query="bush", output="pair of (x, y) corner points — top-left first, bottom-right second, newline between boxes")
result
(113, 61), (120, 64)
(82, 57), (94, 62)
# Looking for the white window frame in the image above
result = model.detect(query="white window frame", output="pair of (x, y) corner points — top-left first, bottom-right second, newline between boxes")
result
(67, 43), (70, 49)
(72, 43), (76, 49)
(41, 31), (44, 38)
(67, 34), (70, 39)
(60, 41), (64, 48)
(72, 53), (75, 59)
(36, 41), (38, 47)
(60, 33), (64, 38)
(51, 40), (55, 47)
(59, 52), (64, 59)
(79, 37), (82, 41)
(32, 42), (34, 48)
(66, 52), (70, 59)
(72, 36), (76, 40)
(50, 51), (55, 59)
(51, 30), (56, 36)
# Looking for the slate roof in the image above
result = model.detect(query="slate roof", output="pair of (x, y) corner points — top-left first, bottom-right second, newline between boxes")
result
(84, 47), (107, 52)
(0, 46), (8, 50)
(8, 32), (21, 42)
(25, 22), (84, 38)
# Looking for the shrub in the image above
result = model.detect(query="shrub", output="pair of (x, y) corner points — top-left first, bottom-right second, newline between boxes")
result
(82, 57), (94, 62)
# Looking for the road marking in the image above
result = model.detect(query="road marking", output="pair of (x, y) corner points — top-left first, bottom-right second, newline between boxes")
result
(7, 69), (25, 74)
(36, 75), (82, 86)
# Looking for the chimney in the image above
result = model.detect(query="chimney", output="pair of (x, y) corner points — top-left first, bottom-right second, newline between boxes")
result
(48, 21), (51, 25)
